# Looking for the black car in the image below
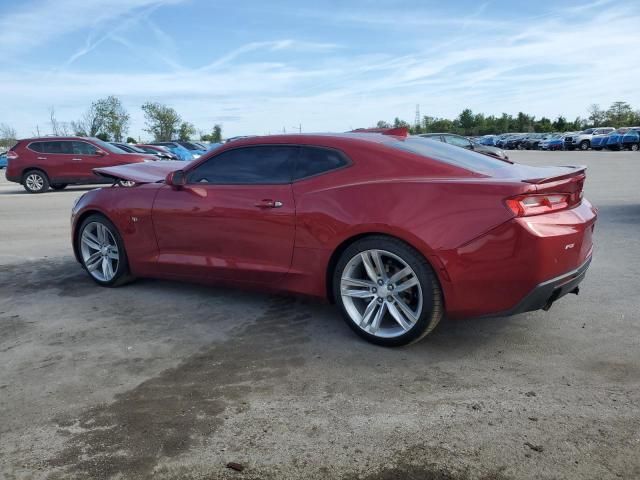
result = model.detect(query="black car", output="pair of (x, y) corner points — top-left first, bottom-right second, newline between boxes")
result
(520, 133), (548, 150)
(419, 133), (510, 161)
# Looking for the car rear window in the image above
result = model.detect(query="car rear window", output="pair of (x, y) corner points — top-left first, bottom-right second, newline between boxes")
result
(388, 137), (510, 174)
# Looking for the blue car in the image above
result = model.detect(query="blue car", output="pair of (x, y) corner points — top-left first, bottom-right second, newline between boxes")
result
(540, 134), (565, 150)
(150, 142), (195, 161)
(621, 127), (640, 151)
(478, 135), (498, 146)
(606, 128), (631, 151)
(0, 152), (7, 169)
(590, 133), (610, 150)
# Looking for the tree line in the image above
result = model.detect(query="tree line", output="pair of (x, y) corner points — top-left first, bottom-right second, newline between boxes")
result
(0, 96), (224, 148)
(376, 101), (640, 136)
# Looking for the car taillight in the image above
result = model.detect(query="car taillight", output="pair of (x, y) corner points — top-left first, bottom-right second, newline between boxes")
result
(7, 151), (18, 160)
(505, 193), (580, 217)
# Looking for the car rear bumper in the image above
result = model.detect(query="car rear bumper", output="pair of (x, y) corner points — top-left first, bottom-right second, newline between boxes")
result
(491, 255), (591, 317)
(438, 200), (597, 319)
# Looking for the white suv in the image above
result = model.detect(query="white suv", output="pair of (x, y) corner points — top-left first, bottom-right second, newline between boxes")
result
(565, 127), (615, 150)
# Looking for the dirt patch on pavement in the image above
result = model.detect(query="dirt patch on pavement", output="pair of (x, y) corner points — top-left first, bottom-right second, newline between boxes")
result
(46, 296), (311, 479)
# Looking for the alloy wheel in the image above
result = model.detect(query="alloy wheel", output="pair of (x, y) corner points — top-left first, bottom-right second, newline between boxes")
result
(25, 173), (44, 192)
(340, 249), (423, 338)
(80, 222), (120, 282)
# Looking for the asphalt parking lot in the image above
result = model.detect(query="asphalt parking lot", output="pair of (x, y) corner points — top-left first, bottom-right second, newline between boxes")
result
(1, 150), (639, 480)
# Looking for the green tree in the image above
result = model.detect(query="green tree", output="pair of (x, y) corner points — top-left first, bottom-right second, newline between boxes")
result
(178, 121), (196, 141)
(102, 96), (129, 142)
(587, 104), (606, 127)
(457, 108), (475, 135)
(71, 96), (129, 140)
(606, 101), (633, 126)
(200, 124), (223, 143)
(552, 116), (568, 131)
(126, 136), (137, 144)
(376, 120), (391, 128)
(141, 102), (181, 141)
(96, 132), (110, 141)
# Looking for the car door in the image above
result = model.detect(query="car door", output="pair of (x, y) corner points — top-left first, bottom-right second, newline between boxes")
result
(70, 140), (106, 181)
(36, 140), (77, 182)
(151, 145), (297, 283)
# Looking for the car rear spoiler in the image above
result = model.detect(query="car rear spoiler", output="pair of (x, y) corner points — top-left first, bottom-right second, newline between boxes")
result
(522, 165), (587, 185)
(349, 127), (409, 137)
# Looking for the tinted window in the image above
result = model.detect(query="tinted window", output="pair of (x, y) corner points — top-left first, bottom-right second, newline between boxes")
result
(29, 142), (43, 152)
(73, 141), (98, 155)
(444, 135), (472, 148)
(187, 146), (296, 184)
(295, 146), (348, 180)
(40, 141), (73, 154)
(389, 137), (510, 173)
(89, 138), (127, 153)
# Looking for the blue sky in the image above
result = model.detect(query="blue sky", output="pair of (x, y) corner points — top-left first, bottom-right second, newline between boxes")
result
(1, 0), (639, 139)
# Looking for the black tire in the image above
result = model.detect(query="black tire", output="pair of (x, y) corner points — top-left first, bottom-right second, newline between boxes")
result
(630, 143), (639, 152)
(77, 214), (134, 287)
(51, 183), (68, 190)
(23, 169), (50, 193)
(333, 236), (443, 347)
(579, 140), (590, 151)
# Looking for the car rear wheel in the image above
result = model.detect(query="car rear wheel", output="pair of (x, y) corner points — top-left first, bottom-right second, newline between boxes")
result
(51, 183), (68, 190)
(78, 214), (133, 287)
(334, 236), (443, 346)
(630, 144), (639, 151)
(23, 170), (50, 193)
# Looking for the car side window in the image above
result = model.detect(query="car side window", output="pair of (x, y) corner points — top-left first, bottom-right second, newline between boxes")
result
(40, 141), (73, 154)
(72, 141), (98, 155)
(29, 142), (43, 153)
(445, 135), (472, 148)
(187, 146), (296, 185)
(295, 146), (349, 180)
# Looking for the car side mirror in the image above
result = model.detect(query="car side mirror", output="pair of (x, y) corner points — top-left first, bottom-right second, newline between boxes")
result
(95, 149), (106, 156)
(166, 170), (186, 189)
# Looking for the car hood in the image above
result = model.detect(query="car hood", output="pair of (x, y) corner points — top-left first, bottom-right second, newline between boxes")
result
(94, 161), (185, 184)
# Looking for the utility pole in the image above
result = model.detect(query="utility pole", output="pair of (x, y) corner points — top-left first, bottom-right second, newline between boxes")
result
(415, 104), (421, 130)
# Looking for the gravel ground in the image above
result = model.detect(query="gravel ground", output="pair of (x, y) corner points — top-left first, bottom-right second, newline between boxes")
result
(0, 150), (638, 480)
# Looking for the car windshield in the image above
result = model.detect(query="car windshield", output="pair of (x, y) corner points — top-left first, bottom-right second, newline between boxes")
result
(580, 129), (595, 134)
(90, 138), (128, 153)
(389, 137), (511, 174)
(119, 144), (146, 153)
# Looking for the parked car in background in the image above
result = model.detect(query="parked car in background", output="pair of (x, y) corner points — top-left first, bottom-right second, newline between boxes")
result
(540, 133), (566, 150)
(170, 141), (207, 158)
(520, 133), (547, 150)
(621, 127), (640, 151)
(419, 133), (510, 161)
(110, 142), (156, 155)
(71, 130), (596, 346)
(590, 131), (611, 150)
(565, 127), (615, 150)
(477, 135), (498, 146)
(605, 128), (631, 151)
(5, 137), (156, 193)
(148, 142), (195, 161)
(134, 144), (179, 160)
(0, 152), (7, 169)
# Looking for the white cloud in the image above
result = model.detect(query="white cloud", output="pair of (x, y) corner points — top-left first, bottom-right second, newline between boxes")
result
(1, 0), (639, 139)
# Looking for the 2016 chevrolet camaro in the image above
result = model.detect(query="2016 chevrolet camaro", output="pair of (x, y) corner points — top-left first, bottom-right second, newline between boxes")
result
(71, 130), (596, 346)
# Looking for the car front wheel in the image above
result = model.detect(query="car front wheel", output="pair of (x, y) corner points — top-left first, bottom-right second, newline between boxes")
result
(630, 144), (639, 151)
(334, 236), (443, 346)
(78, 214), (133, 287)
(579, 140), (590, 150)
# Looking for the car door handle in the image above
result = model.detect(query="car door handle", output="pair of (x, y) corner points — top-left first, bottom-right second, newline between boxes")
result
(37, 156), (47, 160)
(71, 158), (82, 161)
(254, 199), (283, 208)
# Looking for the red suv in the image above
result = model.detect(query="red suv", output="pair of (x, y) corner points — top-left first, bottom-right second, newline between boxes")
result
(5, 137), (156, 193)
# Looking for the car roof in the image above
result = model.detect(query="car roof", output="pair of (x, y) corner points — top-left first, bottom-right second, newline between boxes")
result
(18, 136), (98, 142)
(212, 132), (408, 150)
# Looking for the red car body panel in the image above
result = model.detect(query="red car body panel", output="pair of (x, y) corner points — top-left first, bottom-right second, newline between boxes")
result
(71, 133), (597, 319)
(5, 136), (155, 186)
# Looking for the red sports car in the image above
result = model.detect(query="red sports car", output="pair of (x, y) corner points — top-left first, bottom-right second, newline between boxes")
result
(71, 130), (596, 346)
